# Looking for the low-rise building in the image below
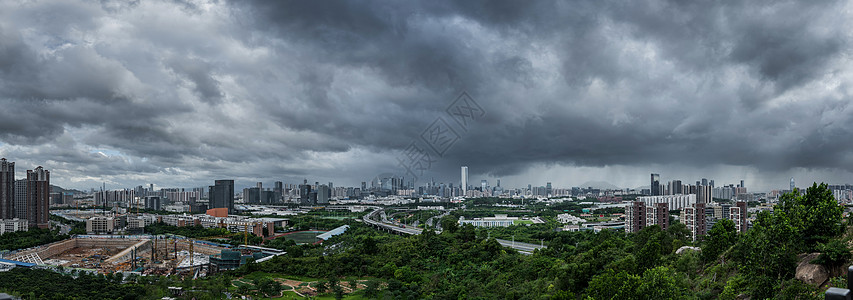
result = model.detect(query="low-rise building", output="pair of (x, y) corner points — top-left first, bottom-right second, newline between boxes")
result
(86, 216), (116, 234)
(0, 219), (28, 235)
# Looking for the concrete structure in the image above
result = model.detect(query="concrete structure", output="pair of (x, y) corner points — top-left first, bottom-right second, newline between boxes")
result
(26, 167), (50, 229)
(0, 218), (28, 234)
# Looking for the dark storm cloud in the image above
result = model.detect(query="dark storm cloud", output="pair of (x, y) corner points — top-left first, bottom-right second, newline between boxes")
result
(0, 0), (851, 190)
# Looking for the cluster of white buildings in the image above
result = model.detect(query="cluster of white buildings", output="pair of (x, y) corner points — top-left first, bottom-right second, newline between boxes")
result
(556, 213), (585, 224)
(458, 214), (518, 227)
(0, 219), (28, 234)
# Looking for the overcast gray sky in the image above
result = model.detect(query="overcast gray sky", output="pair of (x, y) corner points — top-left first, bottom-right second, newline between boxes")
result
(1, 0), (852, 192)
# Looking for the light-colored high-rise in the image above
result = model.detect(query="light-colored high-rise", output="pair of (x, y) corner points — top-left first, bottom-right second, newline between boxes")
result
(461, 166), (468, 193)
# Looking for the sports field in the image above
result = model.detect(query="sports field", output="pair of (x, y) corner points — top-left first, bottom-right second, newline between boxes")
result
(281, 230), (327, 244)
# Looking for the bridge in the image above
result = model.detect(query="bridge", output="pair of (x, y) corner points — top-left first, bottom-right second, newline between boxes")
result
(362, 208), (546, 255)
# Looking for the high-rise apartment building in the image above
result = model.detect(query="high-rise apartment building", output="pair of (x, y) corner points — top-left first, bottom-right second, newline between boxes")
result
(626, 201), (646, 233)
(626, 201), (670, 233)
(461, 166), (468, 193)
(646, 202), (670, 231)
(0, 158), (14, 220)
(208, 180), (234, 214)
(14, 179), (26, 219)
(683, 202), (707, 241)
(651, 173), (660, 196)
(730, 201), (748, 233)
(697, 185), (712, 204)
(26, 166), (50, 228)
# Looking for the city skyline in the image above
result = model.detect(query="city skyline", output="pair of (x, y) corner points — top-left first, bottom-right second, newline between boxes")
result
(2, 1), (853, 192)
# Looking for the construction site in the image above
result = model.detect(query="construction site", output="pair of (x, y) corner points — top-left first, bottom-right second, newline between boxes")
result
(3, 235), (231, 277)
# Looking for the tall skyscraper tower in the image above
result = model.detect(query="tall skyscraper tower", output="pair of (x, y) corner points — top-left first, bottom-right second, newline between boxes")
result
(0, 158), (14, 220)
(26, 166), (49, 228)
(790, 177), (795, 191)
(209, 180), (234, 214)
(651, 173), (661, 196)
(461, 166), (468, 193)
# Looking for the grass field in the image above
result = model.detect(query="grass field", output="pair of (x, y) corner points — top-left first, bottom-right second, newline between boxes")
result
(281, 231), (326, 244)
(513, 220), (534, 225)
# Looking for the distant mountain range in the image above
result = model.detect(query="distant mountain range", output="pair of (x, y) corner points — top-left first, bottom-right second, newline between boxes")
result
(50, 185), (83, 194)
(578, 181), (619, 190)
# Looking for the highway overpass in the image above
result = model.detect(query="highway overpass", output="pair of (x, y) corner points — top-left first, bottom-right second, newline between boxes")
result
(362, 208), (546, 255)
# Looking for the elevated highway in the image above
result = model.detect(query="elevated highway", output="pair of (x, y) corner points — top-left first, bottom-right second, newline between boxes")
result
(362, 208), (546, 255)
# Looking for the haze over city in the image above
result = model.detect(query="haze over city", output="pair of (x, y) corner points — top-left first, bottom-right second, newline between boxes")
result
(2, 0), (853, 192)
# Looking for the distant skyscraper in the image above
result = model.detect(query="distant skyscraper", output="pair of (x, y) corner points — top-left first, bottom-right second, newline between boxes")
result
(546, 182), (552, 196)
(26, 166), (50, 228)
(740, 180), (745, 188)
(209, 180), (234, 214)
(496, 179), (501, 187)
(0, 158), (14, 220)
(481, 180), (487, 191)
(651, 174), (660, 196)
(697, 185), (712, 204)
(709, 180), (715, 188)
(274, 181), (283, 200)
(672, 180), (683, 194)
(790, 177), (795, 191)
(316, 185), (330, 204)
(701, 178), (708, 186)
(461, 166), (468, 193)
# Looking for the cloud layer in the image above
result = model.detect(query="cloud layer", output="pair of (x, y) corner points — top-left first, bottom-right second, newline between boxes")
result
(1, 0), (852, 191)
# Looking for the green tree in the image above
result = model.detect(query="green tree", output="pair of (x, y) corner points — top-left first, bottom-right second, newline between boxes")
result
(702, 219), (738, 264)
(812, 239), (852, 269)
(364, 280), (379, 299)
(777, 183), (845, 250)
(440, 216), (458, 233)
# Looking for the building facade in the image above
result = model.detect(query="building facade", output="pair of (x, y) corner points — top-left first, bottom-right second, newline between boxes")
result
(461, 166), (468, 194)
(26, 167), (50, 229)
(0, 159), (14, 220)
(0, 218), (28, 234)
(209, 180), (234, 214)
(637, 194), (696, 211)
(683, 202), (707, 241)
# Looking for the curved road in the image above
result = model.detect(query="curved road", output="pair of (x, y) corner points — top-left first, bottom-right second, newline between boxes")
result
(363, 208), (546, 255)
